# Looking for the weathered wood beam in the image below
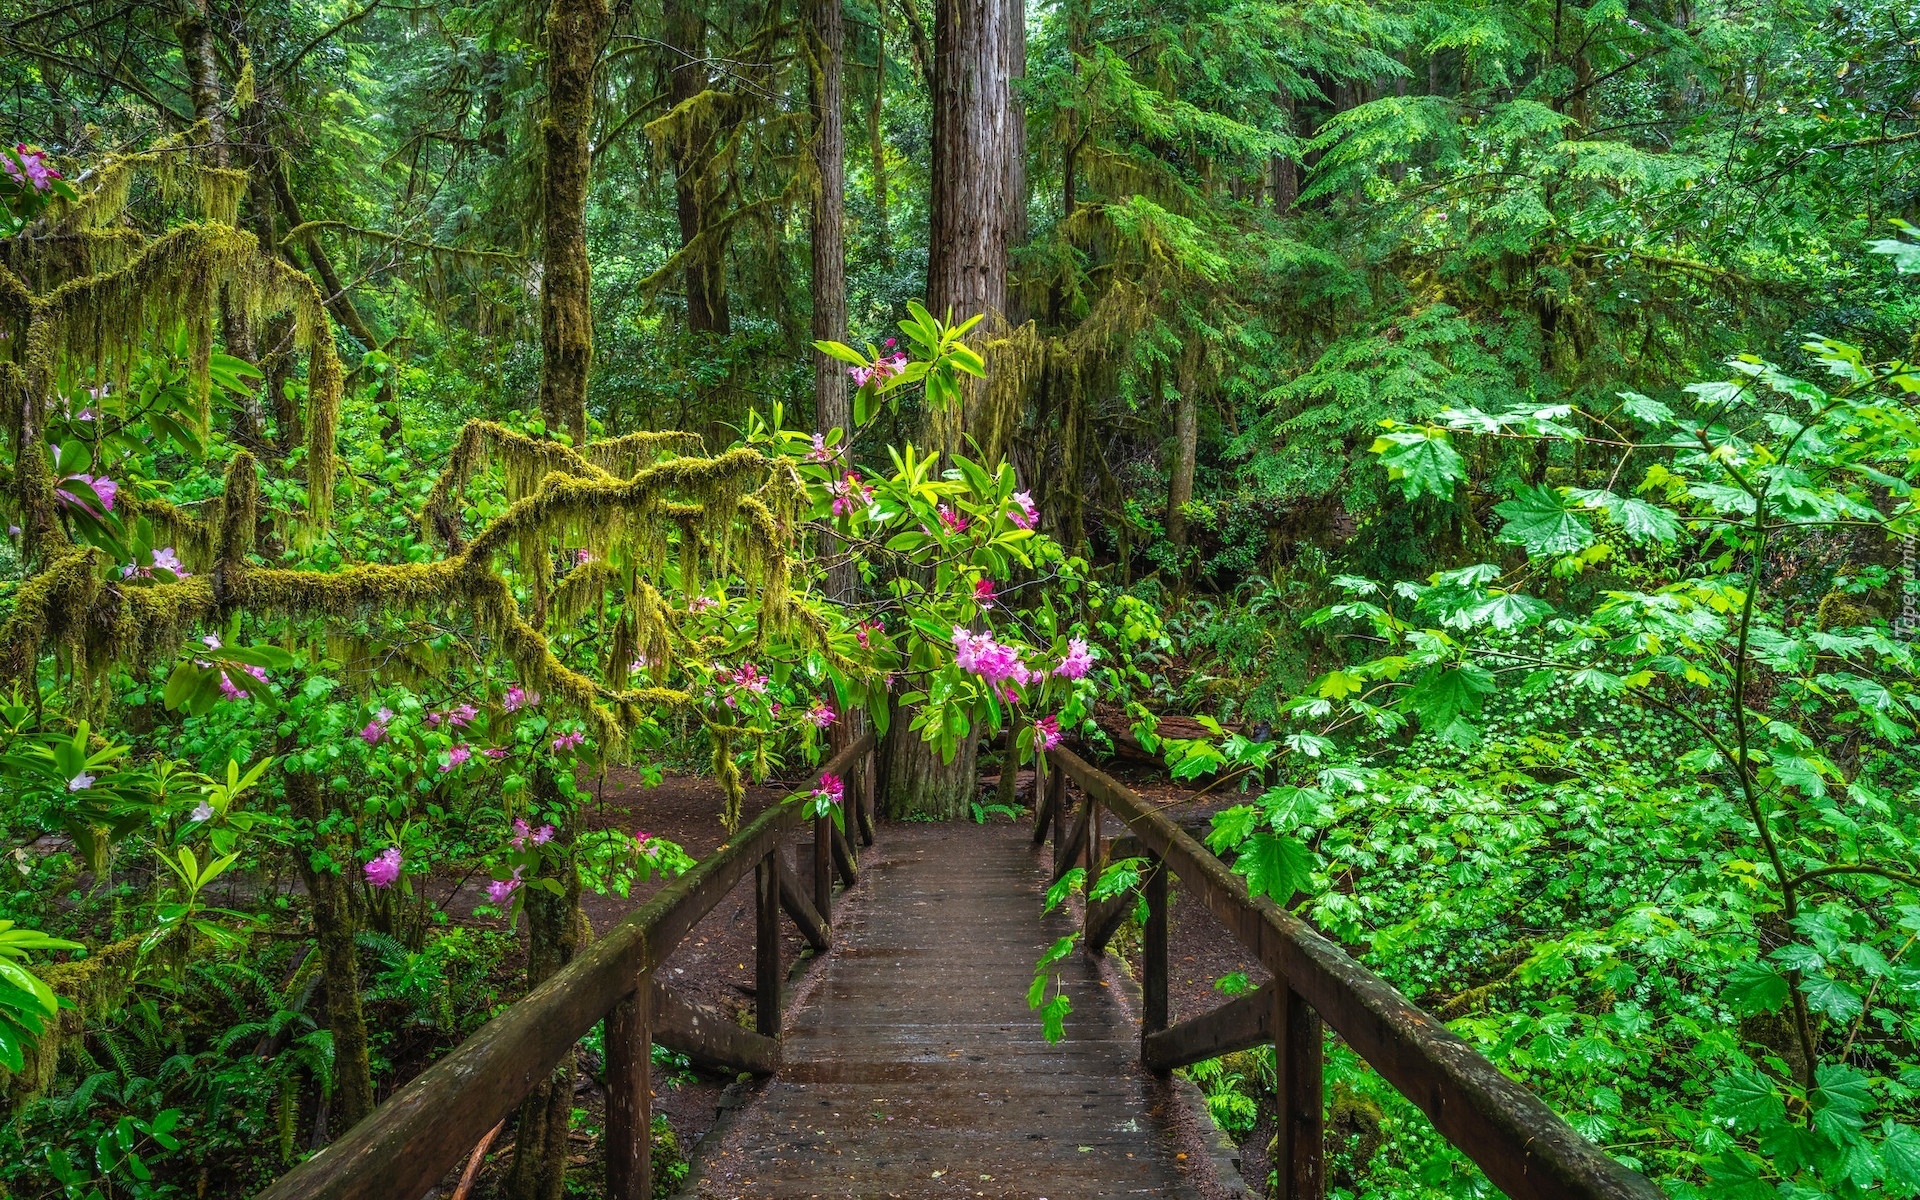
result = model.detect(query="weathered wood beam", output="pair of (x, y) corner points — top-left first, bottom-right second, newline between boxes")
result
(605, 984), (652, 1200)
(1141, 983), (1274, 1071)
(1030, 757), (1055, 845)
(1052, 791), (1091, 885)
(830, 809), (858, 886)
(649, 979), (779, 1075)
(778, 859), (831, 951)
(1046, 747), (1663, 1200)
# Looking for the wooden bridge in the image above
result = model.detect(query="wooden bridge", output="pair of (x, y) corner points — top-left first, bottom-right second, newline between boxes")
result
(256, 736), (1665, 1200)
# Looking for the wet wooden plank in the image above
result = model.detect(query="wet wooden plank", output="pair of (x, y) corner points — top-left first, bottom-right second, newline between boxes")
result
(695, 822), (1202, 1199)
(651, 979), (779, 1076)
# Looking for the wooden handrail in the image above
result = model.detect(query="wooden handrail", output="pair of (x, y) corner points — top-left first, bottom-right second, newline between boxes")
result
(257, 732), (877, 1200)
(1045, 745), (1665, 1200)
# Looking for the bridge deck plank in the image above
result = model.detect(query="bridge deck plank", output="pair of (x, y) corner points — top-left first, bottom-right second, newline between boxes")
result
(694, 821), (1205, 1200)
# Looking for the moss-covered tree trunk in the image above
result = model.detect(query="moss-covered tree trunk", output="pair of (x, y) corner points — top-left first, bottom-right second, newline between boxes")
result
(286, 771), (374, 1130)
(811, 0), (854, 602)
(665, 0), (730, 336)
(538, 0), (609, 446)
(1166, 348), (1199, 550)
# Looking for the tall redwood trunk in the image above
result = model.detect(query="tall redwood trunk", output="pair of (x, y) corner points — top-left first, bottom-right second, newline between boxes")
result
(887, 0), (1024, 820)
(811, 0), (856, 608)
(538, 0), (608, 445)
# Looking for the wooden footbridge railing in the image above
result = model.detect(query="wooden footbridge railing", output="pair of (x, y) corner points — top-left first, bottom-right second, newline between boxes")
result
(1037, 745), (1665, 1200)
(255, 732), (879, 1200)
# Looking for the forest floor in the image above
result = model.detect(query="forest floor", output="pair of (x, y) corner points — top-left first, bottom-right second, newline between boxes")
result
(419, 750), (1275, 1198)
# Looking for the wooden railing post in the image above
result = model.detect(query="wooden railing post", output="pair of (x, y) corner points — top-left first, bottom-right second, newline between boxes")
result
(813, 808), (832, 924)
(1143, 853), (1169, 1035)
(1275, 983), (1325, 1200)
(1030, 753), (1052, 845)
(1046, 759), (1066, 860)
(604, 980), (653, 1200)
(756, 850), (782, 1037)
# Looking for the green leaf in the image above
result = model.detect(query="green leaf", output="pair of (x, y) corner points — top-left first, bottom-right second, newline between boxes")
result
(1714, 1068), (1785, 1132)
(1619, 391), (1675, 426)
(1207, 805), (1259, 853)
(1044, 869), (1085, 915)
(1723, 961), (1790, 1015)
(1613, 497), (1682, 544)
(1405, 664), (1495, 729)
(1231, 832), (1313, 903)
(1494, 485), (1594, 555)
(1040, 992), (1071, 1043)
(1371, 429), (1463, 501)
(1812, 1063), (1872, 1144)
(1879, 1122), (1920, 1197)
(1802, 973), (1863, 1023)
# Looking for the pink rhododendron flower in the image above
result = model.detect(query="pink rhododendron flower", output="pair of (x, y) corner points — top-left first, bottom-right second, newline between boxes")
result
(217, 664), (271, 701)
(534, 824), (555, 845)
(553, 730), (585, 753)
(1034, 714), (1062, 751)
(202, 634), (221, 649)
(688, 596), (717, 612)
(1055, 638), (1094, 679)
(364, 847), (402, 888)
(937, 504), (968, 534)
(812, 773), (845, 804)
(68, 772), (94, 791)
(483, 747), (509, 760)
(831, 472), (873, 517)
(855, 619), (881, 648)
(486, 869), (523, 906)
(973, 578), (997, 608)
(6, 144), (59, 190)
(360, 707), (394, 746)
(953, 628), (1033, 688)
(123, 546), (190, 580)
(723, 662), (768, 694)
(441, 744), (473, 771)
(806, 433), (836, 462)
(427, 703), (478, 730)
(848, 352), (907, 388)
(1009, 491), (1038, 529)
(504, 685), (538, 712)
(806, 701), (836, 728)
(55, 474), (117, 516)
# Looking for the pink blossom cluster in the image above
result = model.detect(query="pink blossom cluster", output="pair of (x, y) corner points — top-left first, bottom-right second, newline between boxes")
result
(504, 685), (538, 712)
(440, 744), (473, 771)
(218, 663), (271, 702)
(973, 578), (997, 608)
(848, 342), (907, 388)
(723, 662), (768, 695)
(855, 620), (882, 648)
(1034, 714), (1062, 751)
(487, 869), (523, 906)
(360, 707), (395, 746)
(510, 818), (555, 850)
(806, 433), (837, 463)
(832, 473), (873, 517)
(635, 830), (663, 859)
(5, 144), (59, 191)
(1009, 491), (1038, 529)
(55, 474), (117, 516)
(552, 730), (586, 753)
(688, 595), (718, 613)
(805, 701), (836, 729)
(812, 773), (845, 804)
(122, 546), (187, 580)
(952, 627), (1034, 690)
(363, 847), (402, 888)
(427, 703), (478, 729)
(937, 505), (969, 535)
(1055, 638), (1094, 679)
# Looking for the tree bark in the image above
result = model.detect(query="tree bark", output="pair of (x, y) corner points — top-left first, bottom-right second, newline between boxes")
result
(869, 6), (892, 265)
(665, 0), (730, 336)
(886, 0), (1024, 819)
(811, 0), (857, 604)
(1166, 350), (1199, 550)
(538, 0), (609, 446)
(286, 771), (374, 1131)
